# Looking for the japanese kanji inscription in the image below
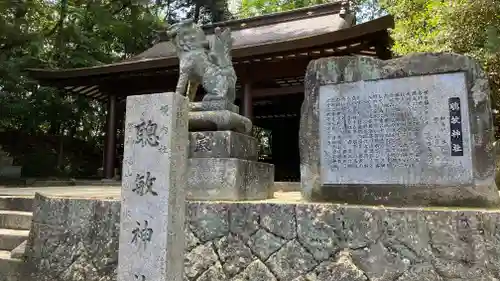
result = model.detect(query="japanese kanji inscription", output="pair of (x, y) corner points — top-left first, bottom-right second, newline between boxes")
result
(319, 72), (473, 185)
(118, 92), (188, 281)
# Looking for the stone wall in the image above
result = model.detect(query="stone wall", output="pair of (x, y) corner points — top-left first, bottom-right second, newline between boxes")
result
(24, 193), (500, 281)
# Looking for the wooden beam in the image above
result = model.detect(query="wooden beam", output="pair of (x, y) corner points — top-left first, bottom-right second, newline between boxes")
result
(237, 40), (376, 82)
(236, 57), (311, 83)
(252, 85), (303, 98)
(253, 97), (302, 118)
(99, 74), (178, 97)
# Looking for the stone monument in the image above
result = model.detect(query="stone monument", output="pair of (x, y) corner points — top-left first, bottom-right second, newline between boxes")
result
(117, 92), (188, 281)
(167, 19), (274, 200)
(0, 145), (21, 178)
(300, 53), (500, 207)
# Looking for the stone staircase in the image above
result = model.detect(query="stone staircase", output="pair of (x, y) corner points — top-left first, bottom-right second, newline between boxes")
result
(0, 196), (33, 281)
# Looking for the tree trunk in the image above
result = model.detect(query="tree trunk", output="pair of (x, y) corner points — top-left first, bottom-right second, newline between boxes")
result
(194, 2), (201, 23)
(57, 135), (64, 174)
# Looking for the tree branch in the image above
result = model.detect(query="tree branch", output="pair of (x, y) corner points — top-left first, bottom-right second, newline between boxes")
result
(46, 0), (69, 38)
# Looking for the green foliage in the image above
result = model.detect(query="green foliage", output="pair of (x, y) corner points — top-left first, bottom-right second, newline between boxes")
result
(252, 126), (272, 160)
(379, 0), (450, 53)
(0, 0), (232, 177)
(380, 0), (500, 137)
(238, 0), (321, 18)
(237, 0), (384, 22)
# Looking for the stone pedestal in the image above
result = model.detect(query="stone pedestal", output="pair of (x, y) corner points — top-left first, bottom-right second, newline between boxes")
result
(187, 101), (274, 200)
(0, 146), (21, 178)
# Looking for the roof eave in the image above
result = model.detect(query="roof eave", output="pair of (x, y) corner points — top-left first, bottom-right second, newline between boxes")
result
(201, 1), (350, 33)
(26, 15), (394, 82)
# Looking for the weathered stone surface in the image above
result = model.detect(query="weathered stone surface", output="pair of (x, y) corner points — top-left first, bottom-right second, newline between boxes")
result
(188, 131), (258, 160)
(266, 240), (317, 280)
(118, 92), (188, 281)
(214, 234), (253, 277)
(185, 227), (200, 251)
(231, 260), (277, 281)
(187, 202), (229, 242)
(309, 250), (367, 281)
(24, 194), (500, 281)
(197, 261), (227, 281)
(352, 241), (409, 281)
(228, 203), (260, 241)
(190, 101), (239, 114)
(260, 203), (296, 240)
(184, 242), (218, 279)
(248, 229), (286, 261)
(296, 204), (340, 260)
(189, 110), (252, 134)
(394, 263), (443, 281)
(25, 194), (120, 281)
(187, 158), (274, 200)
(300, 53), (500, 207)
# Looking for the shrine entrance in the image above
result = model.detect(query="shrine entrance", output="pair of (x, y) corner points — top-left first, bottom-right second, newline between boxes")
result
(252, 93), (303, 182)
(27, 3), (394, 179)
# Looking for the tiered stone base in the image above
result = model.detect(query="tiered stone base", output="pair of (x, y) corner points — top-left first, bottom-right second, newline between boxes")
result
(188, 110), (252, 134)
(24, 194), (500, 281)
(187, 158), (273, 200)
(187, 101), (274, 201)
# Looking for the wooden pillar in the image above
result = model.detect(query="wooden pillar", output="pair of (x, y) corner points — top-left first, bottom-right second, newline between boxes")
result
(104, 94), (117, 179)
(242, 82), (253, 120)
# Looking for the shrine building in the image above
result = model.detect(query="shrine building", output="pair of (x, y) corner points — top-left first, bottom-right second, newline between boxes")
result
(26, 2), (394, 181)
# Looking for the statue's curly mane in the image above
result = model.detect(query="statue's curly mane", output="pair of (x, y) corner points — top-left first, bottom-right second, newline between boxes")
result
(169, 22), (236, 103)
(210, 27), (233, 68)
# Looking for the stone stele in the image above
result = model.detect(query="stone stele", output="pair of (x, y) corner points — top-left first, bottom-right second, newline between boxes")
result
(300, 53), (500, 207)
(117, 92), (188, 281)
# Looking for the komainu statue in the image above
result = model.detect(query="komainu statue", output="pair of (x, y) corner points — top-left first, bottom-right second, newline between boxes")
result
(167, 19), (237, 103)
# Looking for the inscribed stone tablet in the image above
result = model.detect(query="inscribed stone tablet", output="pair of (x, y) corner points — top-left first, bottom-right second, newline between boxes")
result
(118, 92), (188, 281)
(319, 72), (472, 185)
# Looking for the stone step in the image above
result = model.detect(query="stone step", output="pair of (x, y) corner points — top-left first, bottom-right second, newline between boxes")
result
(0, 196), (34, 212)
(0, 211), (32, 230)
(0, 229), (29, 251)
(10, 241), (26, 260)
(0, 250), (23, 281)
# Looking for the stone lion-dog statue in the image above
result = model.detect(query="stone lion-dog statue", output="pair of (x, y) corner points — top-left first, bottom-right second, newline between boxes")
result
(166, 19), (237, 103)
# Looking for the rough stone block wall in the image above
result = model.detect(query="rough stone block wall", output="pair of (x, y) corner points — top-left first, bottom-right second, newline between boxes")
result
(23, 194), (500, 281)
